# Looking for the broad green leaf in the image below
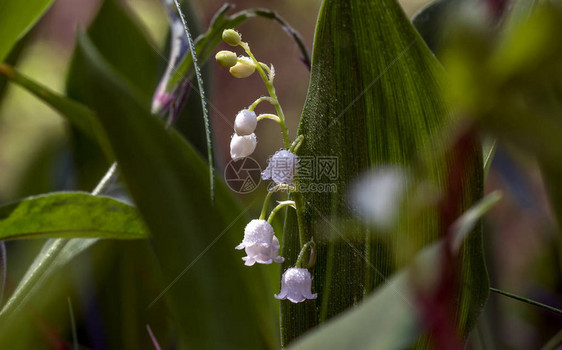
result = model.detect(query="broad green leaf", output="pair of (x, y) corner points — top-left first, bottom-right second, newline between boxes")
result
(0, 0), (55, 62)
(0, 64), (111, 157)
(281, 0), (484, 345)
(290, 259), (420, 350)
(76, 33), (278, 349)
(65, 0), (163, 189)
(0, 192), (148, 240)
(0, 191), (148, 323)
(289, 192), (501, 350)
(72, 0), (163, 105)
(411, 0), (452, 55)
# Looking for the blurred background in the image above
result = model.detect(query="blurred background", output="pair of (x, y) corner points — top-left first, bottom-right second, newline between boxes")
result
(0, 0), (561, 349)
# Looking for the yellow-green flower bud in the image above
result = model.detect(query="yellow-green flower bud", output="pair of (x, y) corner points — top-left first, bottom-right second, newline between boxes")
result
(215, 50), (238, 68)
(222, 29), (242, 46)
(229, 58), (256, 78)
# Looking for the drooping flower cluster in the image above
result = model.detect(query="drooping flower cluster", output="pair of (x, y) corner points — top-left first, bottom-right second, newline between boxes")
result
(217, 29), (316, 304)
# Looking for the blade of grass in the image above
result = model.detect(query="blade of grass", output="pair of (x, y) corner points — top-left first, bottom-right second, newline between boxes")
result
(67, 298), (78, 350)
(172, 0), (214, 199)
(490, 287), (562, 316)
(482, 138), (497, 180)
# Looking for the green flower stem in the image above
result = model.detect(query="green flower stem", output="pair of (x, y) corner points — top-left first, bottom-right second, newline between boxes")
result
(267, 201), (296, 224)
(289, 135), (304, 153)
(256, 113), (281, 123)
(239, 41), (308, 252)
(258, 62), (272, 77)
(248, 96), (275, 111)
(292, 192), (307, 247)
(240, 42), (290, 148)
(295, 241), (315, 268)
(260, 184), (292, 220)
(260, 190), (277, 220)
(490, 287), (562, 315)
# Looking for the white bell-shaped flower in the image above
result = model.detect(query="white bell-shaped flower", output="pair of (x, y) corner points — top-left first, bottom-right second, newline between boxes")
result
(235, 220), (284, 266)
(275, 267), (317, 303)
(262, 150), (298, 185)
(234, 109), (258, 135)
(230, 133), (257, 160)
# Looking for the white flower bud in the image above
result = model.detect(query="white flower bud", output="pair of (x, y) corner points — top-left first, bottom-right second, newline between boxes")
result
(275, 267), (317, 303)
(229, 57), (256, 78)
(235, 220), (284, 266)
(262, 150), (298, 185)
(230, 133), (257, 160)
(215, 50), (238, 68)
(222, 29), (242, 46)
(234, 109), (258, 135)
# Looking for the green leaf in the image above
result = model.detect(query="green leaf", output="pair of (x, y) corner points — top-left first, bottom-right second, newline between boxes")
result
(0, 192), (148, 240)
(288, 191), (501, 350)
(76, 33), (278, 349)
(0, 64), (111, 156)
(0, 34), (28, 104)
(0, 0), (55, 62)
(65, 0), (163, 189)
(411, 0), (452, 55)
(69, 0), (162, 107)
(281, 0), (484, 345)
(289, 259), (421, 350)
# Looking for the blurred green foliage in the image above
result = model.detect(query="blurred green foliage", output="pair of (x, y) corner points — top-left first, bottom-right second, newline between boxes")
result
(0, 0), (561, 349)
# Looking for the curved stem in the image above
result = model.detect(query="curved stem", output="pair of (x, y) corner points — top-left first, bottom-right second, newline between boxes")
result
(259, 62), (271, 77)
(289, 135), (304, 153)
(257, 113), (281, 123)
(267, 201), (295, 224)
(260, 191), (276, 220)
(249, 96), (275, 111)
(241, 42), (290, 148)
